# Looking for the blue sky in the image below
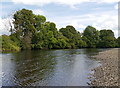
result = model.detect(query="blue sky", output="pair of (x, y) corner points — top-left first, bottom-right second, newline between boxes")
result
(0, 0), (119, 37)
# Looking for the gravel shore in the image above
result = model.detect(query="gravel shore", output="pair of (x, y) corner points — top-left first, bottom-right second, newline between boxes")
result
(90, 48), (119, 86)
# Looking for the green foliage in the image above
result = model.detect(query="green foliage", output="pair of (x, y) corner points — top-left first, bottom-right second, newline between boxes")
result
(82, 26), (100, 48)
(13, 9), (36, 49)
(10, 33), (23, 47)
(1, 35), (20, 51)
(34, 15), (46, 31)
(32, 21), (59, 49)
(98, 30), (117, 48)
(59, 25), (85, 48)
(2, 9), (119, 51)
(117, 37), (120, 47)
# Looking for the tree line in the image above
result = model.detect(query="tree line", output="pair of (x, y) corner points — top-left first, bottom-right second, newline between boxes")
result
(1, 9), (120, 51)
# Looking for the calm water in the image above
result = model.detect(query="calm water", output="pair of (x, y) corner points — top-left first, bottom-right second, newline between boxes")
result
(1, 49), (107, 86)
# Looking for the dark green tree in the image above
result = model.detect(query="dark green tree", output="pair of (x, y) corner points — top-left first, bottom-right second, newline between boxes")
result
(82, 26), (100, 48)
(2, 8), (118, 52)
(32, 21), (61, 49)
(98, 30), (117, 48)
(59, 25), (85, 48)
(34, 15), (46, 31)
(13, 9), (36, 49)
(1, 35), (20, 51)
(117, 36), (120, 47)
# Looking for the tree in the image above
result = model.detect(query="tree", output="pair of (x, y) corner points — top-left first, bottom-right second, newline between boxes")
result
(82, 26), (100, 48)
(98, 30), (117, 48)
(117, 36), (120, 47)
(10, 33), (23, 47)
(59, 26), (76, 39)
(13, 9), (36, 49)
(1, 35), (20, 51)
(59, 25), (84, 48)
(3, 8), (118, 52)
(32, 21), (60, 49)
(34, 15), (46, 31)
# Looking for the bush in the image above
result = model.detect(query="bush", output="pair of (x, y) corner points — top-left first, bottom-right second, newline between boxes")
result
(1, 35), (20, 51)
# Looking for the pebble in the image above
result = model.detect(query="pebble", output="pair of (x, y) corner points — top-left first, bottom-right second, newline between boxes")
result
(90, 48), (119, 86)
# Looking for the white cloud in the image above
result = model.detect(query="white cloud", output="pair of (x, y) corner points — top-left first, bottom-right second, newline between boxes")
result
(0, 17), (12, 35)
(33, 9), (45, 15)
(48, 11), (118, 37)
(1, 0), (118, 37)
(0, 12), (118, 37)
(11, 0), (119, 7)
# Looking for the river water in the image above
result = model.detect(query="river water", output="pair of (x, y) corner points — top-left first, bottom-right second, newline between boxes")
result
(1, 49), (106, 86)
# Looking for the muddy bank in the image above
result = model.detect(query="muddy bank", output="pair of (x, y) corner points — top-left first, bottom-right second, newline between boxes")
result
(90, 48), (119, 86)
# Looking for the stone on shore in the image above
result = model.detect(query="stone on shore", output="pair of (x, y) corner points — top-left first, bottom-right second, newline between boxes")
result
(90, 48), (119, 86)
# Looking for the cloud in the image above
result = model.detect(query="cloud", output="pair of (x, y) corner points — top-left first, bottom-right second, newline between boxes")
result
(0, 11), (118, 37)
(11, 0), (119, 7)
(1, 0), (118, 37)
(33, 9), (45, 15)
(48, 10), (118, 37)
(0, 17), (12, 35)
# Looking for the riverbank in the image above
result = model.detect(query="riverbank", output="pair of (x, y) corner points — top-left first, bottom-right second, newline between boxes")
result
(90, 48), (119, 86)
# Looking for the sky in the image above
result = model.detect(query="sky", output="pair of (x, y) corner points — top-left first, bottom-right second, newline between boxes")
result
(0, 0), (119, 37)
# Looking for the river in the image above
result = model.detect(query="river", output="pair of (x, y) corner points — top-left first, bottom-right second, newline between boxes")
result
(1, 49), (107, 86)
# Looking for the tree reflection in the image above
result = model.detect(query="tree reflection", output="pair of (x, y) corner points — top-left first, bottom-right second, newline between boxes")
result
(12, 50), (56, 86)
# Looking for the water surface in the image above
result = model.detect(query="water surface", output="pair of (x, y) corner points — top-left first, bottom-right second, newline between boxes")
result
(1, 49), (106, 86)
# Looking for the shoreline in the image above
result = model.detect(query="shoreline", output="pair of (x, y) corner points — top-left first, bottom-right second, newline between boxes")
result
(90, 48), (119, 86)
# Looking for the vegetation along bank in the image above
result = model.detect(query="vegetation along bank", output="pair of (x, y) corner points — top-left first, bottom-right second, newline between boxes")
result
(1, 9), (120, 51)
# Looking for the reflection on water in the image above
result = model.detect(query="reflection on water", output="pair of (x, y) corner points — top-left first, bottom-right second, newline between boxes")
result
(1, 49), (105, 86)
